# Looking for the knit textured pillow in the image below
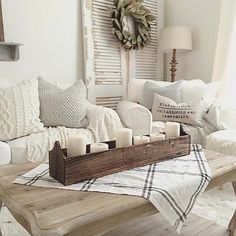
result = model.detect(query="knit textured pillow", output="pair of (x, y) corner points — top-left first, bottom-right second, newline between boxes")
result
(38, 78), (88, 128)
(0, 80), (44, 141)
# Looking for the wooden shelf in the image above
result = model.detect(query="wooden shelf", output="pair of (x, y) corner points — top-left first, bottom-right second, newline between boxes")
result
(0, 42), (22, 61)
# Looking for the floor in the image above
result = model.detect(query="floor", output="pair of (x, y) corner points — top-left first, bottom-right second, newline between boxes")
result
(192, 183), (236, 227)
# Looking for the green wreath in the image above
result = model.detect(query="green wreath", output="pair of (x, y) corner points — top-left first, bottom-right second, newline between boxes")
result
(108, 0), (156, 50)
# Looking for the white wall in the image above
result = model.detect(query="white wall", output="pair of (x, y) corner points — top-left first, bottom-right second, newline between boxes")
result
(164, 0), (221, 82)
(0, 1), (221, 84)
(0, 0), (84, 83)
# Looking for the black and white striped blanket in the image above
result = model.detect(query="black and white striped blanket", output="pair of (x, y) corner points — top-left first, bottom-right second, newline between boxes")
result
(14, 144), (211, 233)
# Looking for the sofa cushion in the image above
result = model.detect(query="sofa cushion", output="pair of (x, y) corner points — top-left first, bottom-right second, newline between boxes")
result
(152, 93), (208, 126)
(27, 127), (94, 163)
(142, 80), (184, 109)
(8, 136), (29, 164)
(0, 79), (44, 141)
(205, 102), (236, 130)
(206, 130), (236, 156)
(38, 77), (88, 128)
(182, 119), (217, 147)
(0, 142), (11, 165)
(7, 127), (94, 164)
(127, 79), (171, 104)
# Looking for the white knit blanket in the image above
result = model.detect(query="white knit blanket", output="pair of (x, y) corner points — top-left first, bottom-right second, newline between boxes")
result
(26, 104), (123, 163)
(14, 144), (211, 233)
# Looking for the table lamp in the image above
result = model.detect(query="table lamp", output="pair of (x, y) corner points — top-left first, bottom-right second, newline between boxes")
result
(159, 26), (192, 82)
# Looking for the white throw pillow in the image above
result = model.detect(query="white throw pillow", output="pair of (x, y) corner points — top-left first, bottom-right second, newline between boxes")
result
(181, 80), (220, 108)
(205, 101), (236, 130)
(152, 93), (208, 127)
(0, 80), (44, 141)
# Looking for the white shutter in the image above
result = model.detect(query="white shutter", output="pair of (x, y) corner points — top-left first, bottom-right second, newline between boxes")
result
(82, 0), (126, 109)
(130, 0), (164, 81)
(82, 0), (164, 109)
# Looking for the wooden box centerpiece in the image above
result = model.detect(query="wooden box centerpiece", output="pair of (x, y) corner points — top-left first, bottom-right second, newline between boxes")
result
(49, 131), (191, 186)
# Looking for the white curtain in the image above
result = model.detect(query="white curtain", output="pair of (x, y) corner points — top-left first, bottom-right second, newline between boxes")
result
(212, 0), (236, 107)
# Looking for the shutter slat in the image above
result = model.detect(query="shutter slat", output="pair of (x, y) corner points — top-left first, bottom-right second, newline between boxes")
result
(92, 0), (123, 105)
(96, 96), (122, 110)
(134, 0), (163, 81)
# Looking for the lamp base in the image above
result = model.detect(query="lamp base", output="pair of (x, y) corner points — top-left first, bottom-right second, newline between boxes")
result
(170, 49), (178, 82)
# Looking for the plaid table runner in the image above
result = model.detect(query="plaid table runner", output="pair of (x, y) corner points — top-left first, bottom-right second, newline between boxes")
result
(14, 144), (211, 233)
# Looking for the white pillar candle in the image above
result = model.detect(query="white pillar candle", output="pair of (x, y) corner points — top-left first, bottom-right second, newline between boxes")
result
(67, 135), (86, 157)
(115, 128), (132, 148)
(90, 143), (109, 153)
(133, 136), (150, 145)
(150, 133), (166, 142)
(165, 122), (180, 139)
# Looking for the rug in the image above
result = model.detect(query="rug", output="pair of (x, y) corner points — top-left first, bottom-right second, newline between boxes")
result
(192, 183), (236, 227)
(0, 184), (235, 236)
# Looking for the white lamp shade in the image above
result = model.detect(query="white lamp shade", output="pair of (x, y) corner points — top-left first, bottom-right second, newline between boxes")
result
(159, 26), (192, 53)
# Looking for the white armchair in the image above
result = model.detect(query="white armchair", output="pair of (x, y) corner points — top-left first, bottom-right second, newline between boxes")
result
(117, 79), (236, 149)
(117, 79), (171, 136)
(117, 100), (152, 136)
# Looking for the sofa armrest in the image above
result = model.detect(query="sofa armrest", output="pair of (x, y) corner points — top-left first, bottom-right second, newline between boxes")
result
(117, 100), (152, 136)
(0, 141), (11, 165)
(87, 104), (123, 142)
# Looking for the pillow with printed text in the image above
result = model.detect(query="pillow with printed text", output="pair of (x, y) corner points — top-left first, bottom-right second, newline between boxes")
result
(152, 93), (209, 127)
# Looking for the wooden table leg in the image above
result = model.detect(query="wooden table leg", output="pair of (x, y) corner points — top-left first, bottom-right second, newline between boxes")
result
(0, 200), (2, 236)
(228, 182), (236, 236)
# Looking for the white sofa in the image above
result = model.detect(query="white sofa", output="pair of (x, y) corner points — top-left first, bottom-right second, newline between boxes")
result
(0, 104), (122, 165)
(117, 79), (235, 149)
(0, 80), (123, 165)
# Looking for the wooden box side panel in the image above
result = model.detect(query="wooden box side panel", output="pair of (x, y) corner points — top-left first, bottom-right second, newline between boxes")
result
(49, 142), (66, 184)
(63, 136), (190, 185)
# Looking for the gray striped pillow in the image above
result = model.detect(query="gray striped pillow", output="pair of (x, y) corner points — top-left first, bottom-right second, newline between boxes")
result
(142, 80), (184, 109)
(38, 77), (88, 128)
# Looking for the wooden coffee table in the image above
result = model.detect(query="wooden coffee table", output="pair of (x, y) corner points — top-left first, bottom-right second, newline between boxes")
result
(0, 150), (236, 236)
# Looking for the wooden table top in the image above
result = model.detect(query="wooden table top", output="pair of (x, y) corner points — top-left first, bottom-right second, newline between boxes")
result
(0, 150), (235, 236)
